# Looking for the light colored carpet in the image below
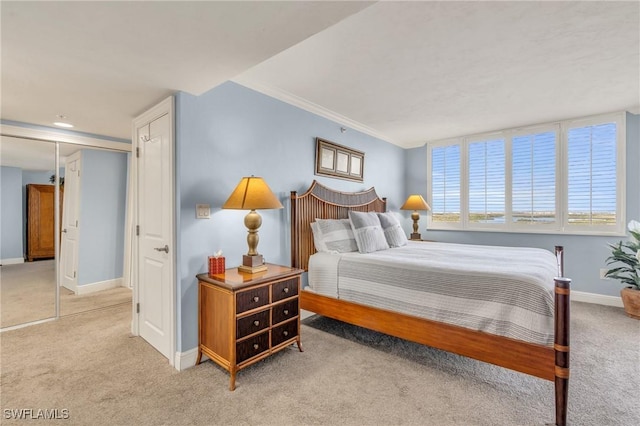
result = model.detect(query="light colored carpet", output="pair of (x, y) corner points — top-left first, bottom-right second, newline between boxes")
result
(0, 301), (638, 425)
(58, 286), (132, 318)
(1, 260), (131, 328)
(1, 260), (56, 326)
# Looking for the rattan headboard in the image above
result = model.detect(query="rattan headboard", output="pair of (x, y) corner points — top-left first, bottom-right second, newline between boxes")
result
(290, 180), (387, 271)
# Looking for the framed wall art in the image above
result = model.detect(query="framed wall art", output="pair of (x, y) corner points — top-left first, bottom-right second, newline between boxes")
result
(314, 138), (364, 182)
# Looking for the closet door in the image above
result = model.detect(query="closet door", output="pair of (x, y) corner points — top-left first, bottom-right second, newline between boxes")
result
(137, 111), (174, 361)
(1, 138), (56, 329)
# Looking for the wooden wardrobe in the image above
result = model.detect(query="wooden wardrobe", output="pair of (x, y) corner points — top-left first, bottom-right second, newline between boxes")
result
(26, 184), (63, 262)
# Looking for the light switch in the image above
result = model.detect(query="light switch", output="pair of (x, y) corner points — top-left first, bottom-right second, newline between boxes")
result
(196, 204), (210, 219)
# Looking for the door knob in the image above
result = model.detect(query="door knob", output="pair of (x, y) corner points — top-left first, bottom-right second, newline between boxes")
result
(62, 229), (68, 233)
(154, 245), (169, 253)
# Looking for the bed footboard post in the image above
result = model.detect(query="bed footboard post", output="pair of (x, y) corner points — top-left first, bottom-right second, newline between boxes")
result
(554, 276), (571, 426)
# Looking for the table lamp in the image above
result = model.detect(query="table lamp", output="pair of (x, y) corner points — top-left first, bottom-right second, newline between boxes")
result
(222, 176), (283, 273)
(400, 194), (430, 240)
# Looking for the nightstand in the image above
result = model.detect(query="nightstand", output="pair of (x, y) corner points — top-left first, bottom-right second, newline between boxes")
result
(195, 263), (303, 390)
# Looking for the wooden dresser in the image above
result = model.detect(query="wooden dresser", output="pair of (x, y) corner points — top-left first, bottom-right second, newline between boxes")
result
(26, 184), (63, 261)
(196, 263), (303, 390)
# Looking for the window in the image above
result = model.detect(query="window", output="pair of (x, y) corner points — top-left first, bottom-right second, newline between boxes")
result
(468, 137), (505, 225)
(566, 120), (620, 231)
(427, 113), (625, 235)
(512, 130), (557, 227)
(430, 144), (461, 224)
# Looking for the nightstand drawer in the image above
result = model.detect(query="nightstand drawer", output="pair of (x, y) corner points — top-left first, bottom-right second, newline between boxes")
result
(272, 278), (298, 302)
(237, 310), (270, 339)
(236, 286), (269, 314)
(272, 299), (298, 325)
(271, 320), (298, 347)
(236, 332), (269, 364)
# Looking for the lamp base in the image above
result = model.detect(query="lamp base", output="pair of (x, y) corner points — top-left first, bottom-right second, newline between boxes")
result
(238, 264), (268, 274)
(238, 254), (267, 274)
(410, 233), (422, 240)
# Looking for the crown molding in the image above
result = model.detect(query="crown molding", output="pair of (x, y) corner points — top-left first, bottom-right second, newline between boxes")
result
(232, 77), (399, 147)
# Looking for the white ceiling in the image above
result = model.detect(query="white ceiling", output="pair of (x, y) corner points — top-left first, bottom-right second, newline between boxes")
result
(2, 1), (639, 149)
(0, 136), (88, 171)
(0, 1), (372, 140)
(1, 137), (56, 171)
(236, 1), (640, 147)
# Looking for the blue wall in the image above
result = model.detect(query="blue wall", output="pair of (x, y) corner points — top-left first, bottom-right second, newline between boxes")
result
(405, 112), (640, 297)
(175, 82), (406, 351)
(1, 166), (24, 260)
(77, 149), (128, 286)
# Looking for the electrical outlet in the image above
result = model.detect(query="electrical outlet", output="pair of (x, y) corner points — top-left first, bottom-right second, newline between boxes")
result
(196, 204), (210, 219)
(599, 268), (609, 280)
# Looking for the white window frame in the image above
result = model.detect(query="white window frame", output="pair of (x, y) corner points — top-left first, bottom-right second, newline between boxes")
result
(426, 112), (626, 236)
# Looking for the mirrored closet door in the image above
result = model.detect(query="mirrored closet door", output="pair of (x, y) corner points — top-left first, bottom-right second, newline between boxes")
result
(1, 135), (132, 330)
(1, 136), (57, 328)
(57, 144), (131, 316)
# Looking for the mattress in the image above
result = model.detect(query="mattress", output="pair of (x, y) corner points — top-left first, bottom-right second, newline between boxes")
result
(307, 241), (558, 346)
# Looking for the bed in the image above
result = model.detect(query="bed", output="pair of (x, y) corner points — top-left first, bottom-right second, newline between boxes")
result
(290, 180), (570, 426)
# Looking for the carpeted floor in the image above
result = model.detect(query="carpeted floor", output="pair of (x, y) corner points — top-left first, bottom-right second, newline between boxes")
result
(1, 260), (131, 328)
(1, 260), (57, 326)
(0, 301), (638, 425)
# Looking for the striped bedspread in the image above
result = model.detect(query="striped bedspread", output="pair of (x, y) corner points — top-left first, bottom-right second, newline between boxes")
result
(309, 241), (558, 346)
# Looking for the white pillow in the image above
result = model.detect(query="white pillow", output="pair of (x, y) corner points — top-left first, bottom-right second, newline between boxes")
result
(310, 222), (329, 252)
(348, 211), (389, 253)
(377, 212), (408, 247)
(315, 218), (358, 253)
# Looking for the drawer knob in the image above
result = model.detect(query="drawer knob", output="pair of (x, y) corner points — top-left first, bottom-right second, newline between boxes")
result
(283, 287), (289, 294)
(253, 343), (259, 350)
(253, 320), (260, 327)
(283, 309), (289, 316)
(283, 331), (289, 337)
(253, 296), (259, 302)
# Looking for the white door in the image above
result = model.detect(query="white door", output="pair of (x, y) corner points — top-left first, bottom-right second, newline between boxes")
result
(60, 151), (81, 293)
(137, 112), (173, 360)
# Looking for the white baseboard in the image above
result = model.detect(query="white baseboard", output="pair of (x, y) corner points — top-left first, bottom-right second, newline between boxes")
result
(572, 290), (623, 307)
(1, 257), (24, 265)
(174, 347), (208, 371)
(76, 277), (123, 295)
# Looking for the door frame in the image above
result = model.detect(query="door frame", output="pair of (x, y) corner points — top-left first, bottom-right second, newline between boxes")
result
(130, 96), (176, 367)
(0, 122), (132, 328)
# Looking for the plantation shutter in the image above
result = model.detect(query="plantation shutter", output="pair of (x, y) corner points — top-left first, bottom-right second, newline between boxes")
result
(512, 131), (556, 225)
(567, 123), (617, 226)
(431, 144), (461, 223)
(468, 138), (505, 224)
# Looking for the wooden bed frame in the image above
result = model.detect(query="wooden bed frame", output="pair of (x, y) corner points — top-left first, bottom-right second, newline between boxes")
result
(291, 180), (570, 426)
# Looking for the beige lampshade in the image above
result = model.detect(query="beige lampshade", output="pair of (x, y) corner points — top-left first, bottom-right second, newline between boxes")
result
(400, 195), (430, 211)
(222, 176), (283, 210)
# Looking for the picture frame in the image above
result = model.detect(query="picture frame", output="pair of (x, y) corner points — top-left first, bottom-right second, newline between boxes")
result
(315, 138), (364, 182)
